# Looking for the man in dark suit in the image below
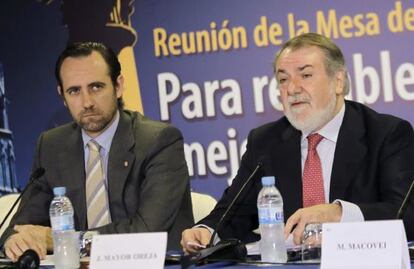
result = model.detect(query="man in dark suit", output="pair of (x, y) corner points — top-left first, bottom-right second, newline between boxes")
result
(181, 33), (414, 253)
(1, 42), (193, 261)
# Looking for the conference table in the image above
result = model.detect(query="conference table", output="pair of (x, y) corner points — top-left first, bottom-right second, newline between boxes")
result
(166, 262), (320, 269)
(32, 246), (414, 268)
(36, 263), (414, 269)
(33, 258), (414, 268)
(164, 261), (414, 269)
(35, 263), (414, 269)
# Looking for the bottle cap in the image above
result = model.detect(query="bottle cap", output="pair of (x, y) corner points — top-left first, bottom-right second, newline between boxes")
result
(53, 186), (66, 196)
(261, 176), (275, 186)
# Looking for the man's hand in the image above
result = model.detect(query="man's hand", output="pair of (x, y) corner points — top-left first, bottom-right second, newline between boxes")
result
(4, 225), (52, 262)
(180, 227), (212, 254)
(284, 203), (342, 245)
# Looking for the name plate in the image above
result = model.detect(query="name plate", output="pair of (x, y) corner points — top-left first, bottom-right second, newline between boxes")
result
(90, 232), (167, 269)
(321, 220), (409, 269)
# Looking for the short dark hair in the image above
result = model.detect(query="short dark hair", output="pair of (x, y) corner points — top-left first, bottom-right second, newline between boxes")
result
(274, 33), (349, 95)
(55, 42), (124, 108)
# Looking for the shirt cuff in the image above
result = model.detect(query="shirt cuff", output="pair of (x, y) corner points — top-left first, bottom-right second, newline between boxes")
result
(194, 224), (221, 245)
(334, 199), (365, 222)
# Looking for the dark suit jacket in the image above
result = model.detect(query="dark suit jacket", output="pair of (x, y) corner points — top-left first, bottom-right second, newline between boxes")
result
(1, 110), (194, 250)
(200, 101), (414, 242)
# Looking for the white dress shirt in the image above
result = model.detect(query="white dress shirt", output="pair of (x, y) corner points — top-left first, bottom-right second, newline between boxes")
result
(196, 104), (364, 243)
(301, 104), (364, 222)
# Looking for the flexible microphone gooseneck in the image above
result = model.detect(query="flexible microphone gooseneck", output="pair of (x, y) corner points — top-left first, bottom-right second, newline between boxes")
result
(208, 161), (263, 248)
(184, 160), (264, 266)
(0, 168), (45, 231)
(0, 168), (45, 269)
(396, 178), (414, 219)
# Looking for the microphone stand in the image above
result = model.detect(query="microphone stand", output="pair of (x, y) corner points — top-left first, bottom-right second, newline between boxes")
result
(183, 161), (263, 267)
(208, 162), (263, 248)
(396, 179), (414, 219)
(0, 168), (45, 269)
(0, 168), (45, 231)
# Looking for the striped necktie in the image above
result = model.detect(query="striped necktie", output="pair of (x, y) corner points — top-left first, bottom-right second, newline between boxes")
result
(86, 140), (111, 228)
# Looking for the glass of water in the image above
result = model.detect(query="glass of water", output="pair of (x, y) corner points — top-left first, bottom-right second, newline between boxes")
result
(301, 223), (322, 263)
(53, 230), (80, 269)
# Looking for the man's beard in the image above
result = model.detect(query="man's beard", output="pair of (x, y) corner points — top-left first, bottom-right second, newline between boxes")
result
(284, 90), (337, 133)
(76, 105), (117, 133)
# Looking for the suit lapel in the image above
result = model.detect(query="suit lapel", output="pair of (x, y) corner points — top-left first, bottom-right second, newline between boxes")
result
(330, 102), (367, 201)
(271, 125), (302, 218)
(107, 111), (135, 216)
(58, 124), (87, 229)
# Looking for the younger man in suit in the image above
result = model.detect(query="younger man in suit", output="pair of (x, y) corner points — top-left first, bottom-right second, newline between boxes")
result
(2, 42), (194, 261)
(181, 33), (414, 253)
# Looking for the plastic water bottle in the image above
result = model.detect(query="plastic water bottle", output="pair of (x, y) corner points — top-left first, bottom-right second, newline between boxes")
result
(257, 176), (287, 263)
(50, 187), (79, 269)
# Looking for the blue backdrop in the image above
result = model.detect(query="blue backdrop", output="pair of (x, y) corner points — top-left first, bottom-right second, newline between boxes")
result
(1, 0), (413, 199)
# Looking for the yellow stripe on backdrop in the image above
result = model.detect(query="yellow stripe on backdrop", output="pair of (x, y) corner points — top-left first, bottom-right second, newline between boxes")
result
(118, 46), (144, 114)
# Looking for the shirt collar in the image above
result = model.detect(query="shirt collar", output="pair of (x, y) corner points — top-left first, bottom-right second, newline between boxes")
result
(301, 103), (345, 143)
(82, 110), (120, 153)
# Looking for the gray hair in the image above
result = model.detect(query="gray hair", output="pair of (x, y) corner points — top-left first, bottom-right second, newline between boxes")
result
(274, 33), (349, 95)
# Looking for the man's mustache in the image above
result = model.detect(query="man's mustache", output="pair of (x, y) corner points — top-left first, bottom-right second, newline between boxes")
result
(287, 95), (310, 105)
(80, 108), (101, 117)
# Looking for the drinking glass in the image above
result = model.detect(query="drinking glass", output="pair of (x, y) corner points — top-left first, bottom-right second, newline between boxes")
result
(301, 223), (322, 262)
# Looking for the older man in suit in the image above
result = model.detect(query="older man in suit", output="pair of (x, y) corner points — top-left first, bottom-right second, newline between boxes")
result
(181, 33), (414, 253)
(1, 42), (193, 261)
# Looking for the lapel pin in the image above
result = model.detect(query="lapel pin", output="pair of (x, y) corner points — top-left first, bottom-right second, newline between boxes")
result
(124, 161), (128, 167)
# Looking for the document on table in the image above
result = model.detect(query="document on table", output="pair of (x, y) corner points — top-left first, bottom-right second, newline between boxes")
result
(41, 255), (54, 266)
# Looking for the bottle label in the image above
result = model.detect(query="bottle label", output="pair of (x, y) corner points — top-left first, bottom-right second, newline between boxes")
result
(50, 215), (74, 231)
(258, 207), (284, 224)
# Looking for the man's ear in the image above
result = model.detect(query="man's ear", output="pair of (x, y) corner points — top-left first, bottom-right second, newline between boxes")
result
(335, 70), (345, 95)
(115, 75), (125, 98)
(57, 86), (67, 107)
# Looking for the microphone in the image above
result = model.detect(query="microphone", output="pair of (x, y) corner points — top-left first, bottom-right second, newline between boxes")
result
(0, 168), (45, 233)
(184, 159), (264, 266)
(396, 178), (414, 219)
(208, 161), (263, 248)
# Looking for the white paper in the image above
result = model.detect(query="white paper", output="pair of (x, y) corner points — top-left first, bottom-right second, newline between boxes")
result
(89, 232), (167, 269)
(40, 255), (54, 266)
(321, 220), (409, 269)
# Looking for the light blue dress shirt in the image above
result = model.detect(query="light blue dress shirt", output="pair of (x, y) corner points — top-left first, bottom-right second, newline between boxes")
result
(81, 110), (120, 183)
